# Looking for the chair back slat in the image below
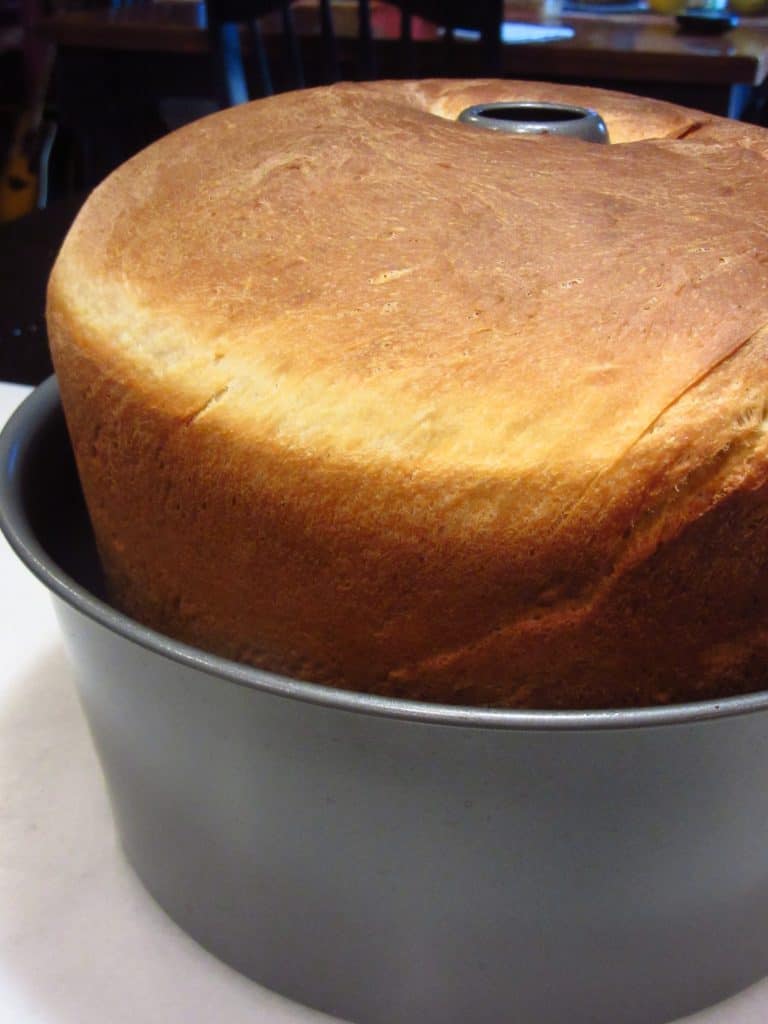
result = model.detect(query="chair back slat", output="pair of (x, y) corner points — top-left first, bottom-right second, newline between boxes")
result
(357, 0), (376, 80)
(318, 0), (340, 82)
(280, 0), (305, 88)
(399, 8), (415, 78)
(247, 17), (274, 95)
(211, 21), (250, 106)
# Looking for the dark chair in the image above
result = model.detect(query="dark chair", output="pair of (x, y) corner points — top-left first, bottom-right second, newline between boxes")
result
(388, 1), (504, 80)
(207, 0), (505, 109)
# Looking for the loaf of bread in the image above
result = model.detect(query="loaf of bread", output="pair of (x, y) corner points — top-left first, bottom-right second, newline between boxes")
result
(47, 80), (768, 708)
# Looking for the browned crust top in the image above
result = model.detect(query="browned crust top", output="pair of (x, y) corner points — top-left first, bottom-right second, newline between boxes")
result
(49, 80), (768, 477)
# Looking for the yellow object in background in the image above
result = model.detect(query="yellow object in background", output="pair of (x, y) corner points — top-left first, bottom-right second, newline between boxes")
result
(0, 44), (55, 222)
(648, 0), (686, 12)
(731, 0), (766, 13)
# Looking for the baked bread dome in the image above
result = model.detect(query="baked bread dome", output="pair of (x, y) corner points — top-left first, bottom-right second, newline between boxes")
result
(47, 80), (768, 708)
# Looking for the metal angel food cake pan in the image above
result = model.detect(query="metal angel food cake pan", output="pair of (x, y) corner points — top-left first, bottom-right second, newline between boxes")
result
(4, 377), (768, 1024)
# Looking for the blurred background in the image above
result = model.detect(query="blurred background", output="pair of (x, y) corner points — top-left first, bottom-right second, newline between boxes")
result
(3, 0), (768, 384)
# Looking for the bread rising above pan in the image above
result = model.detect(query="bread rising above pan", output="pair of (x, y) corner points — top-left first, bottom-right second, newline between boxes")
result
(48, 80), (768, 708)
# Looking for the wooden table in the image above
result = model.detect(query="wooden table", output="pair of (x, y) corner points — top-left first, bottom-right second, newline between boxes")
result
(499, 8), (768, 118)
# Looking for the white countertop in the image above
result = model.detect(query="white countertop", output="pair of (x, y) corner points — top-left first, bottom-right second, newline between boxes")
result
(1, 379), (767, 1024)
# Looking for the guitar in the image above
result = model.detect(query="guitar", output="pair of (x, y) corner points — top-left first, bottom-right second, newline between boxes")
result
(0, 43), (56, 222)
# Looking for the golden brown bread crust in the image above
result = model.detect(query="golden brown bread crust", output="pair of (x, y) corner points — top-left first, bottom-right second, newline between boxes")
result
(47, 80), (768, 707)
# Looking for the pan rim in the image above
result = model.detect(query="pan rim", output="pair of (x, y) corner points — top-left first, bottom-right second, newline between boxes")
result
(3, 375), (768, 732)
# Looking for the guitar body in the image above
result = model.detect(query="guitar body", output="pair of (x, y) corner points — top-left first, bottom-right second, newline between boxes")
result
(1, 38), (56, 222)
